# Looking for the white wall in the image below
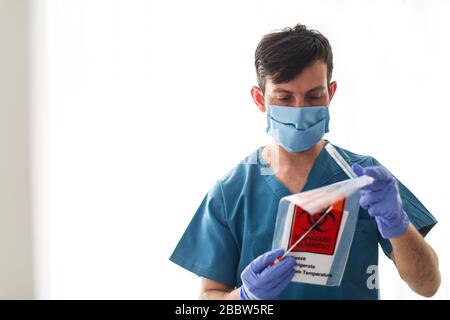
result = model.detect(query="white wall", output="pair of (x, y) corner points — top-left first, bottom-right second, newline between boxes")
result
(31, 0), (450, 299)
(0, 0), (34, 299)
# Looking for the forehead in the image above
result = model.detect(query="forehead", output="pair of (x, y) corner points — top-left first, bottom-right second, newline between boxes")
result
(265, 60), (328, 94)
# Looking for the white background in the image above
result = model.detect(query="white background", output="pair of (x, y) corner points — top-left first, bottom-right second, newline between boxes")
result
(31, 0), (450, 299)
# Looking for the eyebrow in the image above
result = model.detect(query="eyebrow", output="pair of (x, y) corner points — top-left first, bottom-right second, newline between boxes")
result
(306, 86), (327, 94)
(272, 88), (292, 93)
(272, 86), (327, 95)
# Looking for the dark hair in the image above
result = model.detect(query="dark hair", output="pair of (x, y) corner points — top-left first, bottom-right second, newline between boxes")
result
(255, 24), (333, 93)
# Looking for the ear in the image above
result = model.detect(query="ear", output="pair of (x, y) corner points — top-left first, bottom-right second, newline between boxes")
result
(251, 86), (266, 113)
(328, 81), (337, 102)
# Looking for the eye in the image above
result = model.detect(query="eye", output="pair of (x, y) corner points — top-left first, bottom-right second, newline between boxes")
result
(277, 97), (290, 102)
(309, 96), (321, 100)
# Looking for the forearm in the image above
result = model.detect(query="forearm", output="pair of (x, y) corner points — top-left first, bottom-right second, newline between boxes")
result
(200, 288), (241, 300)
(390, 223), (440, 297)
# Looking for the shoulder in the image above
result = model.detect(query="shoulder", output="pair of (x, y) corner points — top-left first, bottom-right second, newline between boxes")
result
(203, 148), (266, 212)
(203, 147), (262, 193)
(215, 148), (262, 190)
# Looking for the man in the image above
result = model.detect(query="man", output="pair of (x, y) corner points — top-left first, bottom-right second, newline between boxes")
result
(169, 24), (440, 299)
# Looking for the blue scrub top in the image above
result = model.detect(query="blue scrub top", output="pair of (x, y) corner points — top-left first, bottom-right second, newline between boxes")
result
(169, 141), (437, 299)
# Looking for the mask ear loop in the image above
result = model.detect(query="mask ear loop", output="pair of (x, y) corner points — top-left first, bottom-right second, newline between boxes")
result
(270, 205), (334, 266)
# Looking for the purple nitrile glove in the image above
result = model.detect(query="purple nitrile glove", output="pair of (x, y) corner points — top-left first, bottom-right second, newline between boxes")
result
(240, 248), (296, 300)
(352, 163), (410, 239)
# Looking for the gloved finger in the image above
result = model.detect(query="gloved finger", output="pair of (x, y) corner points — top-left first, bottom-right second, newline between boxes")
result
(251, 248), (285, 274)
(259, 256), (296, 284)
(270, 269), (295, 298)
(352, 164), (377, 192)
(363, 167), (393, 183)
(364, 178), (397, 194)
(352, 163), (365, 177)
(364, 180), (390, 192)
(273, 266), (295, 287)
(259, 256), (295, 283)
(359, 192), (371, 210)
(360, 189), (389, 208)
(367, 201), (389, 218)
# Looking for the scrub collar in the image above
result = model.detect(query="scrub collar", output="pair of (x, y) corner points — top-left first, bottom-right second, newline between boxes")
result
(257, 140), (349, 198)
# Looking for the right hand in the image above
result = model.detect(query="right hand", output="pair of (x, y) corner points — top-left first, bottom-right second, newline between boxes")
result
(240, 248), (296, 300)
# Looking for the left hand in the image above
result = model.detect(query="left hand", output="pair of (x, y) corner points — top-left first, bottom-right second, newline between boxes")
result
(240, 248), (295, 300)
(352, 163), (410, 239)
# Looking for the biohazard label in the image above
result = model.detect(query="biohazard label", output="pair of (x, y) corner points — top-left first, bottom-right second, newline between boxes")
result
(288, 199), (346, 255)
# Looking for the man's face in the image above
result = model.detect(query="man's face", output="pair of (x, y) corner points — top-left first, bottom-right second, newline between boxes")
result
(252, 60), (336, 112)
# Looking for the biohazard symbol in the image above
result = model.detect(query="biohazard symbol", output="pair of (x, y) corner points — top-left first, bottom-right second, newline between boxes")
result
(299, 209), (336, 233)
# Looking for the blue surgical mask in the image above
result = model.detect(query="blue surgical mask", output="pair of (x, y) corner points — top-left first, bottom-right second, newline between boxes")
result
(266, 105), (330, 152)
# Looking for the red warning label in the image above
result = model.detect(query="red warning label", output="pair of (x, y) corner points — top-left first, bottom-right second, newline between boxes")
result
(288, 199), (346, 255)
